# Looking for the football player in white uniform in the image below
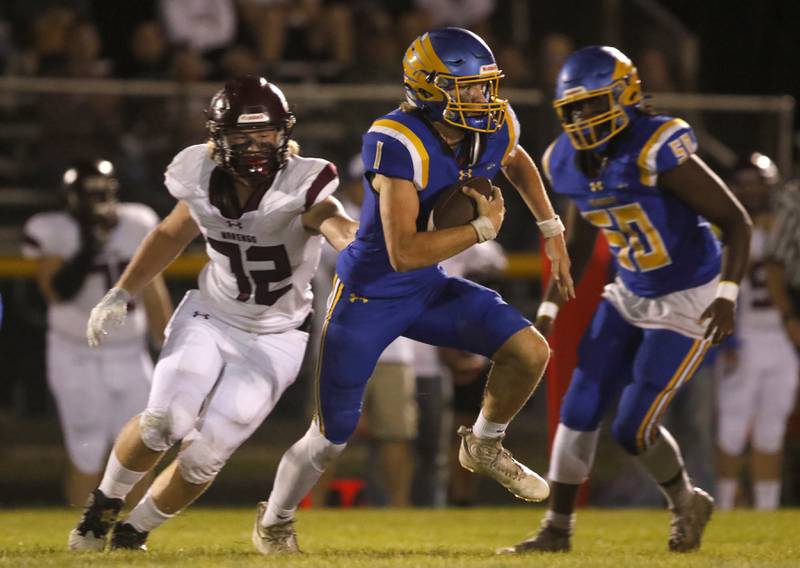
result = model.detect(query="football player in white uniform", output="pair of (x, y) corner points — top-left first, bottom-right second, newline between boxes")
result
(68, 76), (357, 552)
(716, 154), (799, 510)
(22, 159), (172, 508)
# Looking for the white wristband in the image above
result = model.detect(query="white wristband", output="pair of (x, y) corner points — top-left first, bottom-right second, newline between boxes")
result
(715, 280), (739, 303)
(536, 301), (559, 320)
(537, 215), (565, 238)
(470, 215), (497, 243)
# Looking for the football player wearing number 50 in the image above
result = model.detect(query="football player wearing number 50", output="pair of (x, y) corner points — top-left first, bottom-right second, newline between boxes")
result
(68, 76), (357, 552)
(22, 159), (172, 509)
(500, 46), (752, 556)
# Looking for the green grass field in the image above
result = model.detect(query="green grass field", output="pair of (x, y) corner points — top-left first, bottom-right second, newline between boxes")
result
(1, 508), (798, 567)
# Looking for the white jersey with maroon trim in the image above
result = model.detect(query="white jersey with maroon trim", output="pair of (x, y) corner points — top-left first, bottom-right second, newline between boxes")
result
(22, 203), (159, 344)
(738, 226), (785, 336)
(164, 144), (339, 334)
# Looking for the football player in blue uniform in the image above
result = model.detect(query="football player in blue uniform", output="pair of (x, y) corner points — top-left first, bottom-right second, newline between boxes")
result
(499, 46), (752, 555)
(253, 27), (574, 553)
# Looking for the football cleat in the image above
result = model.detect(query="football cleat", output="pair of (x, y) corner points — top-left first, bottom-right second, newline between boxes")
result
(68, 489), (123, 551)
(109, 522), (149, 551)
(252, 501), (301, 554)
(457, 426), (549, 502)
(668, 486), (714, 552)
(496, 522), (571, 554)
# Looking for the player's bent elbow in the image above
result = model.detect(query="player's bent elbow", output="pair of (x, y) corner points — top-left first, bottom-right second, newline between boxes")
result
(387, 247), (417, 272)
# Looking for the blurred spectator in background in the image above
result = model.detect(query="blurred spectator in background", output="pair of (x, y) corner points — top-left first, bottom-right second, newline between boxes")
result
(538, 32), (574, 92)
(238, 0), (354, 79)
(62, 20), (110, 78)
(158, 0), (237, 62)
(411, 0), (495, 35)
(716, 153), (799, 510)
(636, 46), (676, 92)
(16, 5), (76, 76)
(351, 4), (403, 83)
(35, 19), (122, 183)
(126, 20), (169, 79)
(168, 46), (208, 83)
(21, 159), (170, 507)
(495, 42), (533, 87)
(218, 44), (263, 79)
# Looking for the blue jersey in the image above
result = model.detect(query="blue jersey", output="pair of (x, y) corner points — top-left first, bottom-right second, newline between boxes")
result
(543, 114), (720, 298)
(336, 106), (520, 296)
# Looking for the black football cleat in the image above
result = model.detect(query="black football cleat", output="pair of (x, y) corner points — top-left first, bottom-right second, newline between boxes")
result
(110, 522), (149, 551)
(68, 489), (123, 551)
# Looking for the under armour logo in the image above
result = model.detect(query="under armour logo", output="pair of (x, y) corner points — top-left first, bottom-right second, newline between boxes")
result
(349, 293), (369, 304)
(226, 220), (243, 229)
(589, 180), (604, 192)
(192, 311), (210, 319)
(459, 168), (473, 181)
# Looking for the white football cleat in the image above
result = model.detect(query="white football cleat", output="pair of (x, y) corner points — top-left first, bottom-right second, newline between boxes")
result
(457, 426), (549, 502)
(251, 501), (301, 555)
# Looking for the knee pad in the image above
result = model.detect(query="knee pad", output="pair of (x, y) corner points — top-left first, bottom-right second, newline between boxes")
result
(177, 432), (227, 485)
(139, 405), (197, 452)
(560, 374), (604, 432)
(306, 419), (347, 472)
(548, 423), (600, 484)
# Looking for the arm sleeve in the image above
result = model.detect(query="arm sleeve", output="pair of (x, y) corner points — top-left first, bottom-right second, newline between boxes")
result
(303, 162), (340, 211)
(164, 146), (205, 201)
(637, 118), (698, 186)
(361, 132), (416, 182)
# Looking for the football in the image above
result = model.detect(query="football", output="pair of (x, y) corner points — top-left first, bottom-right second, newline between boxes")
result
(428, 176), (494, 230)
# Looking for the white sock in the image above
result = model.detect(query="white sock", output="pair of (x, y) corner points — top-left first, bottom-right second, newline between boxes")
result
(716, 478), (737, 510)
(754, 480), (781, 510)
(472, 410), (508, 439)
(125, 491), (175, 533)
(261, 422), (346, 528)
(98, 450), (148, 500)
(544, 509), (574, 533)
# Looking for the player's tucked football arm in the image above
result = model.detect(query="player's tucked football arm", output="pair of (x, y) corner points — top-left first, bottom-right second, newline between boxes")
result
(301, 196), (358, 252)
(374, 173), (504, 272)
(502, 144), (575, 299)
(658, 154), (752, 343)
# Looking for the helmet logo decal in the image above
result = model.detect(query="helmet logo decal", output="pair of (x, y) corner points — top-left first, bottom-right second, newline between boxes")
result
(238, 113), (270, 123)
(479, 63), (498, 74)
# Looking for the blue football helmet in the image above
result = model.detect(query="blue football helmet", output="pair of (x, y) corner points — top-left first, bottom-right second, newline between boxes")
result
(403, 27), (507, 133)
(553, 46), (642, 150)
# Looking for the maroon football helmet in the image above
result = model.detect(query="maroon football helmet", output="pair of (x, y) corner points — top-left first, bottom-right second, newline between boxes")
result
(206, 76), (296, 182)
(63, 158), (119, 229)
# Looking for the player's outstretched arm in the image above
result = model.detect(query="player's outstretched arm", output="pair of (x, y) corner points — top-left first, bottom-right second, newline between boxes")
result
(659, 155), (753, 343)
(142, 274), (173, 348)
(376, 174), (500, 272)
(536, 202), (598, 336)
(502, 144), (575, 299)
(87, 201), (199, 347)
(115, 201), (200, 296)
(301, 196), (358, 252)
